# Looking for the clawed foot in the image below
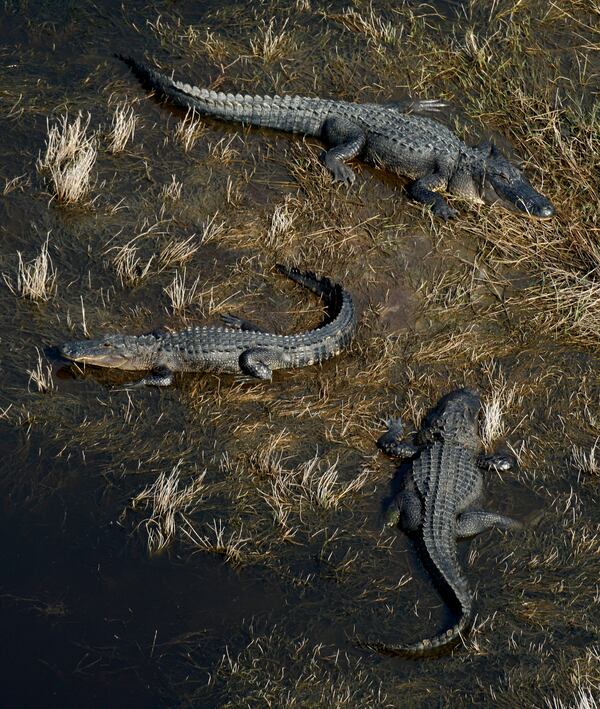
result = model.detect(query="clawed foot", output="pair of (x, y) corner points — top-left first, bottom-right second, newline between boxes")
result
(432, 201), (458, 220)
(322, 153), (356, 187)
(478, 452), (516, 472)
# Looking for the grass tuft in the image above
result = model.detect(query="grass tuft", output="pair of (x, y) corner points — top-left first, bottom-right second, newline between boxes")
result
(131, 460), (206, 555)
(106, 101), (138, 153)
(4, 235), (57, 301)
(37, 113), (97, 204)
(26, 349), (55, 393)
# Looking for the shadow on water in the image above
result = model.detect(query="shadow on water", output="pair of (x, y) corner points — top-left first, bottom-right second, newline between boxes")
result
(1, 0), (599, 706)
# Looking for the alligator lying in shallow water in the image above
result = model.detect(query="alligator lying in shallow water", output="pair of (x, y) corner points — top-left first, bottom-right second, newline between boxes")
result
(365, 388), (522, 656)
(118, 55), (555, 221)
(60, 265), (356, 387)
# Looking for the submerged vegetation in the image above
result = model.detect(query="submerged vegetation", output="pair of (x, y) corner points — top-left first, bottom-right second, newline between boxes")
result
(0, 0), (599, 706)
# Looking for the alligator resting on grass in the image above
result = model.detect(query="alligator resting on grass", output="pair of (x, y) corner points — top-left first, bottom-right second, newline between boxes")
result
(60, 265), (356, 387)
(364, 388), (522, 656)
(118, 55), (555, 220)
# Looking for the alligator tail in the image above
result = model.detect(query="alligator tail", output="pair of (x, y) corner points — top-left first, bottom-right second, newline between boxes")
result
(276, 264), (357, 350)
(116, 55), (333, 136)
(359, 588), (472, 657)
(276, 264), (339, 299)
(360, 535), (474, 657)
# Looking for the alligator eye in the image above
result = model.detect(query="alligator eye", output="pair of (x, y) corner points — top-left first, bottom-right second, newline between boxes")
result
(102, 342), (112, 348)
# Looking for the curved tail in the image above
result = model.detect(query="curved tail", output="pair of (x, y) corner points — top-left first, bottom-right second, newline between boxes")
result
(363, 607), (472, 657)
(275, 264), (357, 356)
(361, 545), (474, 657)
(116, 55), (333, 136)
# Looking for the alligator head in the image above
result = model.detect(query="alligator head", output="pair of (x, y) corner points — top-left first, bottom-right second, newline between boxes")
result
(60, 334), (155, 371)
(451, 141), (555, 218)
(418, 388), (481, 448)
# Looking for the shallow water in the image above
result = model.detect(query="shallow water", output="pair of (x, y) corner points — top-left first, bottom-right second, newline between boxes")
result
(1, 1), (599, 707)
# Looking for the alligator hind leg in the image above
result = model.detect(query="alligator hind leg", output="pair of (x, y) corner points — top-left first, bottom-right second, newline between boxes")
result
(456, 510), (521, 538)
(406, 173), (457, 220)
(385, 483), (423, 531)
(239, 347), (277, 379)
(321, 117), (366, 186)
(221, 314), (268, 333)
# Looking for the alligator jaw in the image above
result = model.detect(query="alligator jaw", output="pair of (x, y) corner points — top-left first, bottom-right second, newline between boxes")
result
(59, 337), (147, 370)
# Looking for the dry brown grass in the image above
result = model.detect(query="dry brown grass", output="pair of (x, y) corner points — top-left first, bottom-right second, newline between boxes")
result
(572, 441), (600, 479)
(27, 349), (55, 393)
(174, 108), (206, 152)
(327, 6), (398, 47)
(163, 268), (202, 313)
(131, 460), (206, 555)
(37, 112), (97, 204)
(249, 18), (294, 61)
(110, 242), (155, 287)
(181, 518), (251, 566)
(160, 174), (183, 202)
(159, 234), (199, 270)
(106, 101), (138, 153)
(4, 235), (57, 301)
(480, 362), (519, 451)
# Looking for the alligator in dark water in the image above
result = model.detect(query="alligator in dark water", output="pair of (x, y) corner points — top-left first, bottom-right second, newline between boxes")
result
(118, 55), (555, 221)
(60, 265), (356, 387)
(365, 388), (522, 656)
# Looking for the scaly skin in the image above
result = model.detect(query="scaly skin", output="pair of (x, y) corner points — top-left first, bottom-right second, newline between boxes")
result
(366, 389), (521, 656)
(60, 265), (356, 387)
(118, 55), (555, 220)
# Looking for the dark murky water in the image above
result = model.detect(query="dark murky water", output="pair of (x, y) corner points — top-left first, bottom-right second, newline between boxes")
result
(1, 1), (599, 707)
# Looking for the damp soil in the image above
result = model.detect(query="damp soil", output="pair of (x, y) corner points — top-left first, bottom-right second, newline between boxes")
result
(0, 1), (599, 707)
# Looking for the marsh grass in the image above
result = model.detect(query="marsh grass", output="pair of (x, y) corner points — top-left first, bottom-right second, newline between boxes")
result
(208, 135), (239, 164)
(106, 101), (138, 153)
(328, 7), (398, 48)
(266, 196), (297, 249)
(174, 108), (205, 152)
(110, 242), (155, 287)
(480, 362), (518, 450)
(27, 349), (55, 393)
(202, 626), (392, 707)
(4, 235), (57, 301)
(181, 518), (251, 566)
(160, 174), (183, 202)
(3, 173), (28, 195)
(164, 268), (202, 313)
(37, 113), (97, 204)
(131, 460), (206, 555)
(249, 18), (294, 61)
(571, 441), (600, 479)
(159, 234), (199, 270)
(252, 445), (370, 540)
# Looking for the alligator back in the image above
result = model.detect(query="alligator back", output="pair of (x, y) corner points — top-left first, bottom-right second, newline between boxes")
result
(409, 441), (479, 653)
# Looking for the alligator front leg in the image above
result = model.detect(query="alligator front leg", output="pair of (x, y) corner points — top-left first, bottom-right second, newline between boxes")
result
(478, 452), (516, 472)
(321, 117), (367, 186)
(121, 366), (174, 388)
(239, 347), (278, 379)
(456, 510), (522, 538)
(406, 173), (457, 220)
(376, 418), (419, 458)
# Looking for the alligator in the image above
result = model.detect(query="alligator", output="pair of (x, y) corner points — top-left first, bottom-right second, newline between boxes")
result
(118, 55), (555, 220)
(59, 265), (356, 387)
(365, 388), (522, 656)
